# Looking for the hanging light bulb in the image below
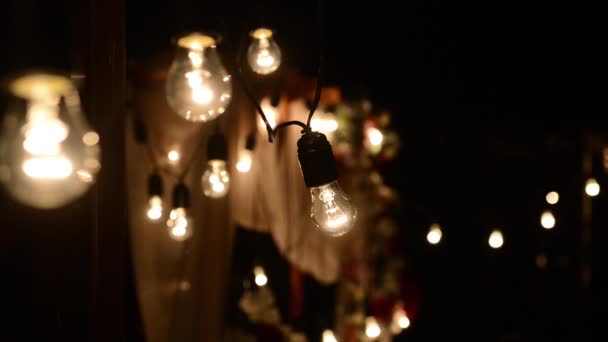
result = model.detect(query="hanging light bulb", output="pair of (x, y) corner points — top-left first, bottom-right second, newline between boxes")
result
(0, 73), (100, 208)
(146, 173), (163, 221)
(202, 133), (230, 198)
(322, 329), (338, 342)
(540, 210), (556, 229)
(426, 223), (442, 245)
(298, 132), (357, 237)
(488, 229), (504, 249)
(545, 191), (559, 205)
(585, 178), (600, 197)
(253, 265), (268, 287)
(236, 133), (255, 173)
(167, 183), (192, 241)
(365, 317), (381, 339)
(310, 109), (339, 142)
(165, 33), (232, 122)
(248, 28), (282, 75)
(390, 306), (410, 335)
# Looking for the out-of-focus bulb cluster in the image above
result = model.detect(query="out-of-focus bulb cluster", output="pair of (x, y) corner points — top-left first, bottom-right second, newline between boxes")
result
(147, 195), (163, 221)
(202, 160), (230, 198)
(165, 33), (232, 122)
(0, 73), (100, 208)
(167, 207), (192, 241)
(259, 97), (279, 131)
(253, 265), (268, 287)
(426, 223), (443, 245)
(236, 133), (256, 174)
(310, 110), (339, 142)
(248, 28), (282, 75)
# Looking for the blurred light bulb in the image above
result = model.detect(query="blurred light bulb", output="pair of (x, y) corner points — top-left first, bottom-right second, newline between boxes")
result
(259, 97), (278, 131)
(0, 73), (100, 208)
(488, 230), (504, 249)
(168, 149), (180, 162)
(248, 28), (281, 75)
(545, 191), (559, 205)
(322, 329), (337, 342)
(146, 195), (163, 221)
(201, 160), (230, 198)
(165, 33), (232, 122)
(426, 223), (442, 245)
(365, 317), (381, 339)
(585, 178), (600, 197)
(253, 265), (268, 287)
(310, 181), (357, 237)
(236, 149), (253, 173)
(368, 127), (383, 147)
(310, 111), (339, 143)
(167, 207), (192, 241)
(540, 210), (555, 229)
(390, 307), (410, 335)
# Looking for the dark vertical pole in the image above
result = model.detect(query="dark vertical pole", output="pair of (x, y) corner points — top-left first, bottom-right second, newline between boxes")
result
(87, 0), (127, 340)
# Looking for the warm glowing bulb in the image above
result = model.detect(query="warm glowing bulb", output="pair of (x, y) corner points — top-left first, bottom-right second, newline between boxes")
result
(168, 150), (180, 162)
(236, 149), (253, 173)
(167, 207), (192, 241)
(427, 223), (442, 244)
(322, 330), (338, 342)
(146, 195), (163, 221)
(0, 73), (100, 208)
(310, 181), (357, 237)
(368, 128), (383, 147)
(546, 191), (559, 205)
(365, 317), (381, 339)
(540, 210), (555, 229)
(201, 160), (230, 198)
(310, 111), (339, 142)
(248, 28), (282, 75)
(165, 33), (232, 122)
(253, 266), (268, 287)
(585, 178), (600, 197)
(488, 230), (504, 249)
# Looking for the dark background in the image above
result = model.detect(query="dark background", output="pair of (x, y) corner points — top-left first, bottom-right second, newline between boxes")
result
(1, 0), (601, 341)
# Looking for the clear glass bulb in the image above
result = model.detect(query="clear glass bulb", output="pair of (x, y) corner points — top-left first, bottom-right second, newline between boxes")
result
(488, 229), (504, 249)
(322, 329), (337, 342)
(167, 207), (192, 241)
(201, 160), (230, 198)
(426, 223), (442, 244)
(545, 191), (559, 205)
(0, 73), (101, 209)
(585, 178), (600, 197)
(253, 265), (268, 287)
(146, 195), (163, 221)
(310, 181), (357, 237)
(540, 210), (555, 229)
(365, 316), (381, 339)
(248, 28), (281, 75)
(236, 149), (253, 173)
(165, 33), (232, 122)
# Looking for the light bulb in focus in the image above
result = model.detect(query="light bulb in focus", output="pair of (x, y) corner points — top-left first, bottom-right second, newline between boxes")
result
(545, 191), (559, 205)
(253, 265), (268, 287)
(236, 149), (253, 173)
(322, 329), (337, 342)
(146, 195), (163, 221)
(540, 210), (555, 229)
(585, 178), (600, 197)
(167, 207), (192, 241)
(248, 28), (281, 75)
(0, 73), (100, 208)
(202, 160), (230, 198)
(426, 223), (442, 245)
(488, 229), (504, 249)
(310, 181), (357, 237)
(165, 33), (232, 122)
(365, 317), (381, 339)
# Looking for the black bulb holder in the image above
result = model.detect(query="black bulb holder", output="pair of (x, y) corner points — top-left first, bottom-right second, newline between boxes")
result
(297, 131), (338, 188)
(172, 183), (190, 209)
(207, 133), (228, 161)
(148, 173), (163, 197)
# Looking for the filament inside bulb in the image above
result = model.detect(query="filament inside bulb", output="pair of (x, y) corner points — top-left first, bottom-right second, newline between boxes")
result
(22, 156), (73, 179)
(319, 187), (348, 229)
(147, 195), (163, 221)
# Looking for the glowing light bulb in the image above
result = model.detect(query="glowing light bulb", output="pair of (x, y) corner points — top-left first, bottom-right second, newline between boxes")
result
(322, 329), (338, 342)
(146, 195), (163, 221)
(167, 207), (192, 241)
(488, 230), (504, 249)
(365, 317), (381, 339)
(390, 307), (410, 335)
(253, 266), (268, 287)
(368, 128), (383, 146)
(248, 28), (281, 75)
(426, 223), (442, 245)
(236, 149), (253, 173)
(540, 210), (555, 229)
(310, 181), (357, 237)
(0, 73), (100, 208)
(201, 160), (230, 198)
(545, 191), (559, 205)
(310, 111), (339, 142)
(585, 178), (600, 197)
(168, 149), (180, 162)
(165, 33), (232, 122)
